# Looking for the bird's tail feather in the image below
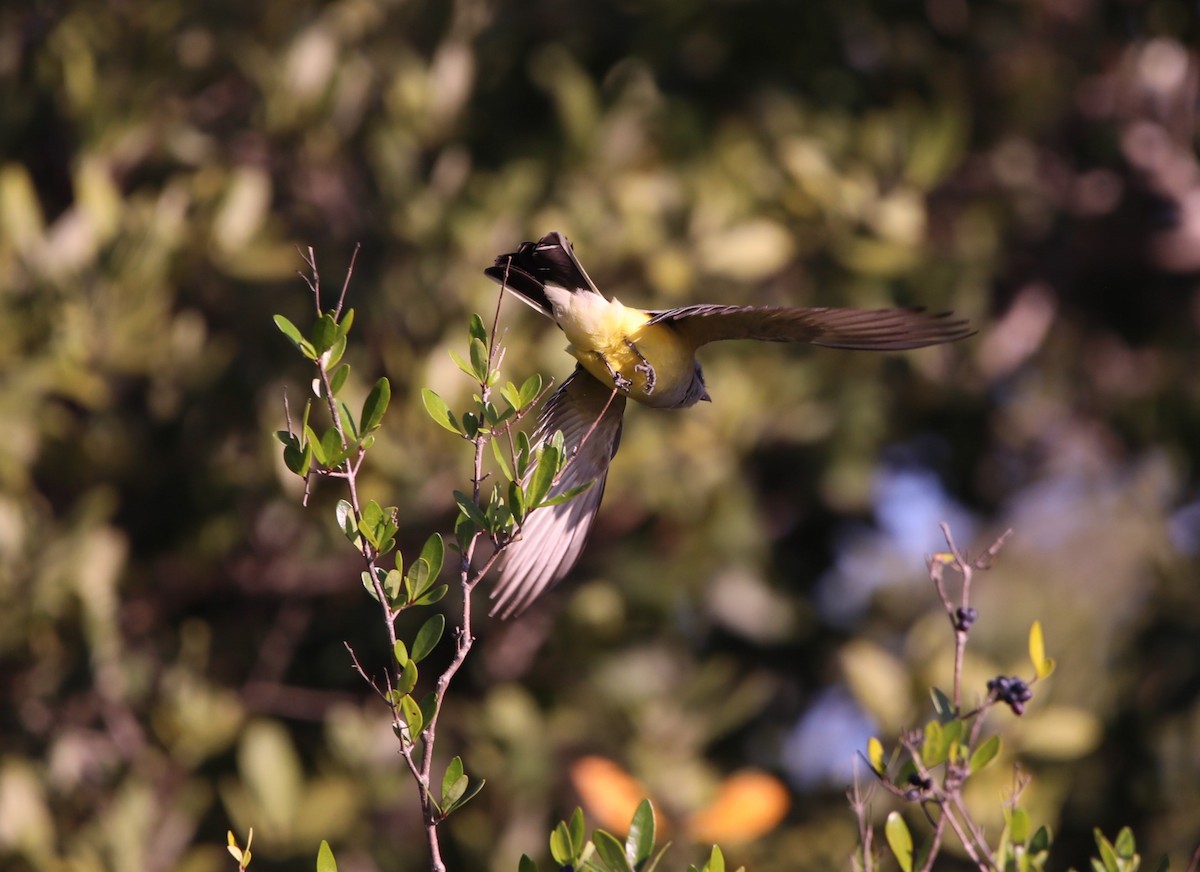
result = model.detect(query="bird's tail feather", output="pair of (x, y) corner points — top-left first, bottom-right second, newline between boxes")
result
(484, 232), (602, 316)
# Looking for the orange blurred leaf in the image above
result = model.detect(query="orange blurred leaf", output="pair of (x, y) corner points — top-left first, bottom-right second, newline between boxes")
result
(685, 770), (790, 844)
(569, 756), (648, 837)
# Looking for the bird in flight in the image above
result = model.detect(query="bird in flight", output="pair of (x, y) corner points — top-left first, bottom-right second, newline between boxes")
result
(483, 231), (974, 617)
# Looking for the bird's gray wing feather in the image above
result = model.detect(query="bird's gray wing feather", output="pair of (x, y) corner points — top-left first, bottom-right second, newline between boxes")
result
(490, 365), (626, 618)
(646, 305), (974, 351)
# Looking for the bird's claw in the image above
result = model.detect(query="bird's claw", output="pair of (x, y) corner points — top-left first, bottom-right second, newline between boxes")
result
(612, 372), (633, 392)
(635, 361), (656, 393)
(625, 339), (656, 395)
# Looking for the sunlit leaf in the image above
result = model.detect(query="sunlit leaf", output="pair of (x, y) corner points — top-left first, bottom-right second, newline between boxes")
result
(469, 337), (489, 383)
(316, 840), (337, 872)
(442, 756), (466, 806)
(867, 737), (885, 774)
(969, 734), (1002, 774)
(1029, 621), (1046, 675)
(361, 377), (390, 434)
(421, 388), (462, 435)
(397, 693), (422, 739)
(312, 313), (338, 354)
(885, 812), (914, 872)
(396, 658), (418, 696)
(593, 829), (633, 872)
(274, 314), (317, 357)
(468, 312), (487, 344)
(626, 799), (655, 865)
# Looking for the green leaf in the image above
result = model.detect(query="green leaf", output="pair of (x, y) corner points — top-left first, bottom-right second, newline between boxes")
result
(304, 424), (326, 465)
(274, 314), (317, 358)
(449, 349), (477, 380)
(518, 856), (539, 872)
(626, 799), (655, 865)
(393, 640), (409, 666)
(500, 381), (521, 409)
(885, 811), (914, 872)
(417, 532), (446, 587)
(1030, 826), (1052, 854)
(418, 692), (438, 733)
(526, 445), (559, 507)
(519, 373), (543, 408)
(442, 757), (466, 807)
(593, 829), (634, 872)
(469, 336), (489, 383)
(703, 845), (726, 872)
(274, 313), (304, 345)
(422, 388), (462, 435)
(567, 808), (586, 859)
(453, 490), (489, 530)
(383, 569), (403, 603)
(969, 734), (1002, 774)
(312, 313), (338, 355)
(326, 332), (347, 368)
(316, 839), (337, 872)
(411, 614), (445, 663)
(492, 437), (514, 481)
(536, 480), (592, 507)
(404, 558), (430, 602)
(922, 720), (945, 767)
(1095, 829), (1120, 872)
(550, 821), (575, 866)
(414, 584), (448, 606)
(396, 658), (418, 696)
(362, 570), (380, 602)
(454, 513), (478, 551)
(336, 307), (355, 338)
(509, 480), (527, 523)
(321, 428), (343, 466)
(361, 377), (391, 434)
(398, 694), (423, 739)
(867, 737), (885, 774)
(283, 442), (313, 476)
(1010, 807), (1030, 845)
(468, 312), (487, 344)
(931, 686), (956, 722)
(1114, 827), (1136, 860)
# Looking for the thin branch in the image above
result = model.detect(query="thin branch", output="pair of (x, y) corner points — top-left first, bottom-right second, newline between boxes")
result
(333, 243), (360, 319)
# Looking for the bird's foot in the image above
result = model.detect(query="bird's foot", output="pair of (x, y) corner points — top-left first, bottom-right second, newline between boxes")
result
(624, 339), (657, 394)
(595, 352), (634, 393)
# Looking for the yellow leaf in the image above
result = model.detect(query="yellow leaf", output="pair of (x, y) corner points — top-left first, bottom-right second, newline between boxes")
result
(1028, 621), (1046, 675)
(868, 737), (885, 774)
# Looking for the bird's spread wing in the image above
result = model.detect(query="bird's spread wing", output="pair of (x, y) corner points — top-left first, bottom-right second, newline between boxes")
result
(484, 231), (602, 316)
(646, 305), (975, 351)
(491, 365), (627, 618)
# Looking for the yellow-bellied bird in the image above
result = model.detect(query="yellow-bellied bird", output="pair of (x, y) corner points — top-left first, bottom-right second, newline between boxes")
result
(484, 232), (974, 617)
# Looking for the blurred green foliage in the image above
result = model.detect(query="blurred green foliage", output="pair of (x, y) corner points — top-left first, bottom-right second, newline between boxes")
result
(3, 0), (1200, 869)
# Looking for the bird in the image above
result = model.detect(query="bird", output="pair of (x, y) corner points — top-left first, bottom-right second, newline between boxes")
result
(482, 231), (974, 617)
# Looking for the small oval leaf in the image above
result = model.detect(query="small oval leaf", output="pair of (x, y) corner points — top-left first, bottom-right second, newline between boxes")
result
(885, 811), (914, 872)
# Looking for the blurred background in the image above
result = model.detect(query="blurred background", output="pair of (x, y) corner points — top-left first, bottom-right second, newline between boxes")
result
(2, 0), (1199, 869)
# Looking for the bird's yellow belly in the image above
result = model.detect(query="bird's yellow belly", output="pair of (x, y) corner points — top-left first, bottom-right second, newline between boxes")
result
(568, 319), (695, 408)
